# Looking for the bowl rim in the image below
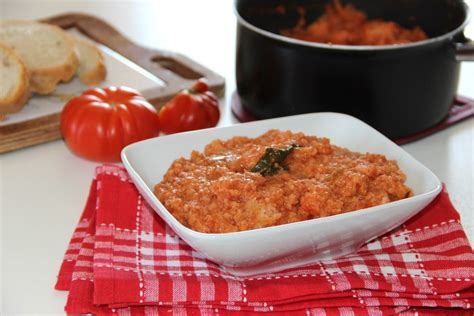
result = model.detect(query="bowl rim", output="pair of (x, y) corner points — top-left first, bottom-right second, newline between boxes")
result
(233, 0), (471, 51)
(122, 112), (442, 240)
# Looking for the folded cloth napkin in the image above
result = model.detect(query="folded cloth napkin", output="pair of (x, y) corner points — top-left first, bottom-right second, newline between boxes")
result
(56, 165), (474, 315)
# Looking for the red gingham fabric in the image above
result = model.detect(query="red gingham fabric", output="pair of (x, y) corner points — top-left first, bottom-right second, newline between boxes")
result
(56, 165), (474, 315)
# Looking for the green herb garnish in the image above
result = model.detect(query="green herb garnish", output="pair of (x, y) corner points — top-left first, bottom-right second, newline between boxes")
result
(251, 143), (298, 176)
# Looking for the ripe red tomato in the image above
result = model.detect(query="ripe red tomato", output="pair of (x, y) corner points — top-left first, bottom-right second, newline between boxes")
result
(158, 79), (220, 134)
(60, 86), (160, 162)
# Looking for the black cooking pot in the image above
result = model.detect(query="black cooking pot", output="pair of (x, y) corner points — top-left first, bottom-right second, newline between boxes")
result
(235, 0), (474, 139)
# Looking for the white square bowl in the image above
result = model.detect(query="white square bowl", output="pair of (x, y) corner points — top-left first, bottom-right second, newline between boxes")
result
(121, 113), (441, 276)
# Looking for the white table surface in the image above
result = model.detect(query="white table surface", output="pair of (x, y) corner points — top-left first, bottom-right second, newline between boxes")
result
(1, 0), (473, 314)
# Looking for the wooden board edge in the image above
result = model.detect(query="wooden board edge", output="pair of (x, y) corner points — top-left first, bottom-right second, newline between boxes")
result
(0, 114), (62, 154)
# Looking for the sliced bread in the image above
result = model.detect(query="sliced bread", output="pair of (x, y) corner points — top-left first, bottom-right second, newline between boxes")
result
(0, 43), (30, 115)
(0, 20), (79, 94)
(74, 37), (106, 85)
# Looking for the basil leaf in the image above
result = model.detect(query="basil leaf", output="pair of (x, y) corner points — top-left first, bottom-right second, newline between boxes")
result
(251, 143), (298, 176)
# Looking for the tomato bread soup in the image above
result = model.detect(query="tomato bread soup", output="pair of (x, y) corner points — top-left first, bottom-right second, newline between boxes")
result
(281, 0), (428, 46)
(154, 130), (412, 233)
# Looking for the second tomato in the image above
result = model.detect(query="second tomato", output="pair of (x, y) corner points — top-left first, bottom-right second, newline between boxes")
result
(159, 79), (220, 134)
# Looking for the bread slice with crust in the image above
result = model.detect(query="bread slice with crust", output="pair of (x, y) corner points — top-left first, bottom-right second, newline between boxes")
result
(74, 37), (106, 85)
(0, 43), (30, 115)
(0, 20), (79, 94)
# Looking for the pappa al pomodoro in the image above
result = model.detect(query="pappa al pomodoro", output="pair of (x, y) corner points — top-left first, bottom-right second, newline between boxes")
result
(281, 0), (428, 46)
(154, 130), (412, 233)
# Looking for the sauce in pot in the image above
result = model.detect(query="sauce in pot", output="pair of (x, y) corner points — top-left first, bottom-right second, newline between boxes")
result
(281, 0), (428, 45)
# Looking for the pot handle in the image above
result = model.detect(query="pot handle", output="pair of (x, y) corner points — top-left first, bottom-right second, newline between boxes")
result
(456, 41), (474, 61)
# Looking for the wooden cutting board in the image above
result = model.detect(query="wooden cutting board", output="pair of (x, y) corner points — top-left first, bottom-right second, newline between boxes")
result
(0, 13), (225, 154)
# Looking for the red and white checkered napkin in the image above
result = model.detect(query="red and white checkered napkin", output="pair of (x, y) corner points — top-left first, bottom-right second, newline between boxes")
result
(56, 165), (474, 316)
